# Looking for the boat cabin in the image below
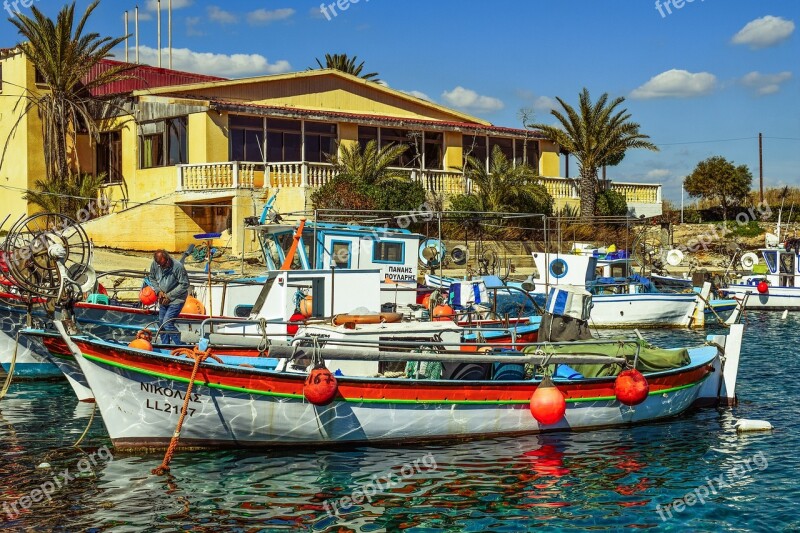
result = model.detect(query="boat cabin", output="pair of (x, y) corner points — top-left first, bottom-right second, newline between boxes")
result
(759, 247), (799, 288)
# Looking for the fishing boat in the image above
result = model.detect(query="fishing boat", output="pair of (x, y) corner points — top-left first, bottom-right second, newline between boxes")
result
(56, 315), (743, 450)
(720, 234), (800, 310)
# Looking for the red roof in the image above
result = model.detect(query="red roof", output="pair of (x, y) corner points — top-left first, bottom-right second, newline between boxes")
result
(208, 99), (544, 138)
(83, 59), (227, 97)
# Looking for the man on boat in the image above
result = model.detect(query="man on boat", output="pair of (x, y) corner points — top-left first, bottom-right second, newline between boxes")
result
(149, 250), (189, 344)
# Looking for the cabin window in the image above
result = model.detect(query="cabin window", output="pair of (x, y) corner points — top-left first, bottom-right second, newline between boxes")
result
(331, 241), (351, 268)
(423, 132), (443, 170)
(230, 115), (265, 162)
(266, 118), (302, 162)
(763, 251), (777, 273)
(304, 121), (338, 163)
(373, 241), (404, 264)
(96, 131), (123, 184)
(380, 128), (419, 168)
(610, 264), (627, 278)
(234, 305), (253, 317)
(463, 135), (488, 167)
(138, 117), (188, 168)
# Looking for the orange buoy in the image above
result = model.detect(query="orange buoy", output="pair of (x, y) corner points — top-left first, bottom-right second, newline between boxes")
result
(303, 366), (338, 405)
(422, 294), (432, 309)
(529, 375), (566, 425)
(181, 295), (206, 315)
(299, 294), (313, 318)
(432, 304), (454, 322)
(128, 330), (153, 351)
(139, 286), (157, 306)
(287, 312), (306, 336)
(757, 281), (769, 294)
(614, 369), (649, 406)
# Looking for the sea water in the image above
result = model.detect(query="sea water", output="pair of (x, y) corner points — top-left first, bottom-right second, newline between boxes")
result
(0, 311), (797, 531)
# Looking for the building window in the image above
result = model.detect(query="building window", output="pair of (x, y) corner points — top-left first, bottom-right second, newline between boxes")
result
(373, 241), (403, 264)
(490, 137), (514, 163)
(304, 121), (338, 163)
(229, 115), (265, 162)
(514, 139), (539, 169)
(138, 117), (188, 169)
(266, 118), (302, 162)
(96, 131), (122, 184)
(34, 68), (46, 85)
(463, 135), (487, 167)
(380, 128), (419, 168)
(423, 132), (443, 170)
(358, 126), (378, 151)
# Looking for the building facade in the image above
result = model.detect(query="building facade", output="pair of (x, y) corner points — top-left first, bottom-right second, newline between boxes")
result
(0, 50), (662, 252)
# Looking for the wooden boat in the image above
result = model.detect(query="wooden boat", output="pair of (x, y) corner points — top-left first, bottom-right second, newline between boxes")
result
(56, 321), (744, 451)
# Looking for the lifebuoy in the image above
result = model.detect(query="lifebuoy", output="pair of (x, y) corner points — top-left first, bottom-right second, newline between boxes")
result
(332, 312), (403, 326)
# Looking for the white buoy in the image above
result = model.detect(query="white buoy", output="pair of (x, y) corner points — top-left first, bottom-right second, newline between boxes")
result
(735, 419), (774, 433)
(782, 310), (789, 320)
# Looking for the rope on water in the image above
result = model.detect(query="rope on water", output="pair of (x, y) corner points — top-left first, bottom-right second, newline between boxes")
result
(0, 332), (20, 401)
(152, 347), (222, 476)
(73, 402), (97, 447)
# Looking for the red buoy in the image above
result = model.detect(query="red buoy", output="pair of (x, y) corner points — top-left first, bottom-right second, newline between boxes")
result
(529, 376), (566, 425)
(614, 369), (649, 406)
(304, 367), (338, 405)
(432, 304), (454, 321)
(287, 312), (306, 336)
(757, 281), (769, 294)
(139, 286), (157, 306)
(128, 331), (153, 351)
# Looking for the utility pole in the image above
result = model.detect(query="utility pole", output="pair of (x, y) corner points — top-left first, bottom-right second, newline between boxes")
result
(759, 132), (764, 204)
(168, 0), (172, 69)
(124, 11), (129, 62)
(157, 0), (162, 68)
(135, 6), (139, 64)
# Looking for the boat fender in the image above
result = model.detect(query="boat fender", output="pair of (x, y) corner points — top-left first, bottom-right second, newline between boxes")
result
(734, 419), (773, 433)
(757, 281), (769, 294)
(529, 375), (566, 425)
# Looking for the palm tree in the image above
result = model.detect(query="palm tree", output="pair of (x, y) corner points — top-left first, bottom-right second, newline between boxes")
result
(23, 173), (107, 216)
(313, 53), (379, 81)
(531, 88), (658, 219)
(327, 140), (409, 184)
(463, 145), (553, 214)
(4, 1), (133, 187)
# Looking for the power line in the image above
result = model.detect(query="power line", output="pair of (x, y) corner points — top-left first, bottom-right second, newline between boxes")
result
(654, 137), (757, 147)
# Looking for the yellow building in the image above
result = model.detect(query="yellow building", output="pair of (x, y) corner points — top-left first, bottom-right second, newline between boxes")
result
(0, 49), (662, 252)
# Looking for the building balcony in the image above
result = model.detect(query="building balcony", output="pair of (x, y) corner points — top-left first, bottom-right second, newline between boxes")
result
(175, 161), (662, 215)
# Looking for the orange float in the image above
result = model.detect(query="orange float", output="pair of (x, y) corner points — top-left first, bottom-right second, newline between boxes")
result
(432, 304), (454, 321)
(331, 312), (403, 326)
(128, 330), (153, 351)
(299, 294), (313, 317)
(139, 286), (157, 306)
(529, 376), (566, 425)
(181, 295), (206, 315)
(304, 367), (338, 405)
(614, 369), (649, 406)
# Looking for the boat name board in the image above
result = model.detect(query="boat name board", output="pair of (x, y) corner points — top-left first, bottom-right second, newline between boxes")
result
(387, 266), (415, 281)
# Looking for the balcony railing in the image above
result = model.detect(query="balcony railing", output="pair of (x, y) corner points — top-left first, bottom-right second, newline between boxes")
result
(177, 162), (264, 191)
(175, 161), (662, 206)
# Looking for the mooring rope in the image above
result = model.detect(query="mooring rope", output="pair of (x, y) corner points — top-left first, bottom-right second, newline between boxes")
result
(0, 332), (20, 401)
(152, 347), (222, 476)
(72, 402), (97, 448)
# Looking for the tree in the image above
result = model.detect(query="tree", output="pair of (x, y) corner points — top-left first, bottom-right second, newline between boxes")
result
(5, 1), (132, 186)
(327, 140), (409, 185)
(456, 145), (553, 215)
(595, 189), (628, 216)
(531, 88), (658, 219)
(23, 172), (107, 218)
(312, 53), (379, 81)
(684, 156), (752, 221)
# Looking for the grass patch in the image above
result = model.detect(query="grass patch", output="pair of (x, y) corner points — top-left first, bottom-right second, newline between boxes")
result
(725, 220), (765, 238)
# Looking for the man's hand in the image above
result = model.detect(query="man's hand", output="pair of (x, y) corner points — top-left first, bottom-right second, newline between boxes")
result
(158, 292), (170, 306)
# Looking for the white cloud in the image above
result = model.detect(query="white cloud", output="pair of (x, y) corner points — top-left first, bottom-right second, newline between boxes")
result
(646, 169), (671, 180)
(207, 6), (237, 24)
(146, 0), (193, 11)
(630, 69), (717, 99)
(732, 15), (795, 49)
(248, 8), (295, 25)
(441, 86), (504, 112)
(134, 46), (292, 77)
(532, 96), (558, 112)
(402, 90), (433, 102)
(741, 71), (793, 95)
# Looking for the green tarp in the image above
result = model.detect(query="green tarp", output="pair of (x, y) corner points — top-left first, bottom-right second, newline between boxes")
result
(524, 340), (691, 379)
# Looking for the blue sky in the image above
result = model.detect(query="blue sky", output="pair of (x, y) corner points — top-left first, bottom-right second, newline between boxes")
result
(2, 0), (798, 203)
